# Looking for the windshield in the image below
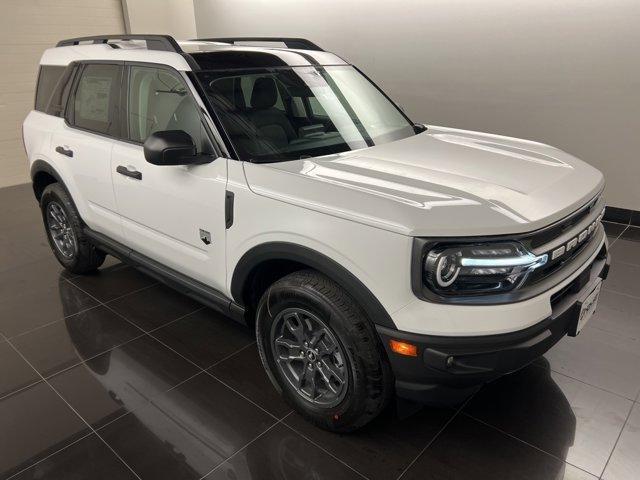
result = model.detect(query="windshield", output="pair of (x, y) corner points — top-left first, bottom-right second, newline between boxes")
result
(195, 65), (415, 162)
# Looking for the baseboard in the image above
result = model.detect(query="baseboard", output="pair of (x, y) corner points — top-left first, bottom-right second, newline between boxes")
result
(604, 206), (640, 226)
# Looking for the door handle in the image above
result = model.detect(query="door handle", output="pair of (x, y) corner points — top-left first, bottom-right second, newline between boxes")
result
(55, 146), (73, 157)
(116, 165), (142, 180)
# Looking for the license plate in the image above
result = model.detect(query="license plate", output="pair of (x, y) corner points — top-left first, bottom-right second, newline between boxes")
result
(572, 281), (602, 335)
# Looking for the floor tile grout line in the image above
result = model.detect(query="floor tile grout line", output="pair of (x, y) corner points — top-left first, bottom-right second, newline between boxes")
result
(9, 243), (193, 376)
(144, 306), (208, 335)
(203, 369), (283, 422)
(66, 275), (208, 338)
(598, 397), (637, 479)
(588, 324), (640, 343)
(2, 334), (143, 480)
(603, 220), (631, 228)
(5, 303), (104, 341)
(197, 412), (293, 480)
(66, 261), (129, 281)
(396, 393), (476, 480)
(46, 273), (268, 429)
(66, 261), (285, 422)
(64, 276), (143, 312)
(280, 422), (371, 480)
(6, 307), (149, 383)
(462, 411), (601, 479)
(93, 341), (260, 433)
(119, 314), (283, 423)
(607, 225), (627, 248)
(529, 361), (639, 402)
(205, 340), (257, 370)
(5, 429), (96, 480)
(93, 368), (207, 434)
(102, 281), (161, 306)
(602, 286), (640, 302)
(0, 378), (43, 403)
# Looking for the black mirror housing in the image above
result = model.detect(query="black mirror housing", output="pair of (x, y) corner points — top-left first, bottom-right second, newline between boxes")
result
(143, 130), (200, 166)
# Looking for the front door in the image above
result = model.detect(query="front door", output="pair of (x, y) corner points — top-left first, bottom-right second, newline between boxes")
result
(111, 64), (228, 291)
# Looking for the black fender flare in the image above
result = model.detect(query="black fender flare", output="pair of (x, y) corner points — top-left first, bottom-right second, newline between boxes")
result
(30, 159), (83, 219)
(30, 159), (67, 199)
(230, 242), (397, 329)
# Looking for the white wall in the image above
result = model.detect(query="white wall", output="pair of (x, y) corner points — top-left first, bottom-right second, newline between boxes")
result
(194, 0), (640, 211)
(0, 0), (125, 188)
(122, 0), (196, 39)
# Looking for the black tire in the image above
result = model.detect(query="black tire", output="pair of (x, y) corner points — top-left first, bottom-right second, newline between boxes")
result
(40, 183), (105, 274)
(256, 269), (393, 432)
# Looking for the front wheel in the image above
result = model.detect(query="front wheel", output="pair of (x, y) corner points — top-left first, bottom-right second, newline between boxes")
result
(255, 270), (392, 432)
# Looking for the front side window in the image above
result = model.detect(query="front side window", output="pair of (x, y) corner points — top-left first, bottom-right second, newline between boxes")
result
(127, 66), (204, 150)
(196, 65), (414, 162)
(73, 64), (121, 135)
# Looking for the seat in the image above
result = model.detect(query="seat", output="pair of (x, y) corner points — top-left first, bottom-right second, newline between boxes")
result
(248, 77), (296, 148)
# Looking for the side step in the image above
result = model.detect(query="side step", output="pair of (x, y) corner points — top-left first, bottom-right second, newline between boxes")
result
(83, 228), (246, 324)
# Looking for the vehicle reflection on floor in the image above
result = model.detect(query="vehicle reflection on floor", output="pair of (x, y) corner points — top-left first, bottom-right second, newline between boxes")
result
(56, 271), (578, 479)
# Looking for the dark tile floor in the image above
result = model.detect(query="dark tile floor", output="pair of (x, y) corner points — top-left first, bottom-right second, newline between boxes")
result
(1, 182), (639, 480)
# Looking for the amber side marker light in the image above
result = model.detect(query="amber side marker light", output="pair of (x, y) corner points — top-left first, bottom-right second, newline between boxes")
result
(389, 339), (418, 357)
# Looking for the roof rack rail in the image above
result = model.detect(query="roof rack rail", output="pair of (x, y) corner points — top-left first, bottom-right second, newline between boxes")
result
(196, 37), (323, 52)
(56, 34), (183, 53)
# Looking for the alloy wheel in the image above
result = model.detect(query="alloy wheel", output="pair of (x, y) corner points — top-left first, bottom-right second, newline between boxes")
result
(270, 307), (348, 407)
(46, 201), (77, 259)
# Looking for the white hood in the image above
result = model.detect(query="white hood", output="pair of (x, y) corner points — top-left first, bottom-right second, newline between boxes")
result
(243, 126), (604, 237)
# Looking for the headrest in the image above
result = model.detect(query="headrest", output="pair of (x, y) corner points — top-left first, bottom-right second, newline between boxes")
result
(251, 77), (278, 109)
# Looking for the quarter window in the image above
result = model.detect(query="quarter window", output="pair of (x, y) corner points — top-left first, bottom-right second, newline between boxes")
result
(73, 64), (121, 135)
(35, 66), (65, 112)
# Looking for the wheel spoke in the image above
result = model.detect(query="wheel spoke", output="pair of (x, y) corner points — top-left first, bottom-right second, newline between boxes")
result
(275, 336), (301, 351)
(49, 217), (61, 230)
(50, 207), (65, 226)
(321, 358), (344, 384)
(285, 313), (307, 344)
(317, 365), (340, 394)
(278, 351), (304, 362)
(317, 337), (339, 357)
(295, 362), (309, 388)
(308, 328), (325, 348)
(307, 371), (318, 399)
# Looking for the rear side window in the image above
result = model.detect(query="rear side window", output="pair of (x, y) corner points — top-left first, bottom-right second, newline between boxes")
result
(72, 64), (121, 136)
(35, 66), (65, 112)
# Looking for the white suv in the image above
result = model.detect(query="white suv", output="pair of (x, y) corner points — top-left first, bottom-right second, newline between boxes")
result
(23, 35), (610, 432)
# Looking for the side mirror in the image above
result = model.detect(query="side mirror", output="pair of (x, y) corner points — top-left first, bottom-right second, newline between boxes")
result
(413, 123), (427, 134)
(143, 130), (210, 166)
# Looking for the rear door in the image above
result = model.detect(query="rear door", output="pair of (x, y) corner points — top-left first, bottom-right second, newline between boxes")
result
(111, 64), (228, 291)
(50, 62), (125, 241)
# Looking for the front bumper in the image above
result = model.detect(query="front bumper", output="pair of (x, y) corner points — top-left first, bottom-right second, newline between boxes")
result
(377, 242), (610, 405)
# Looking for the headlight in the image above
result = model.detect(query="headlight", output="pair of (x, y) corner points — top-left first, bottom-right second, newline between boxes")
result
(424, 242), (548, 295)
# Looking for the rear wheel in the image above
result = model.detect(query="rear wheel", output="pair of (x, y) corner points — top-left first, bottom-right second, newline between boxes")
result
(256, 270), (392, 432)
(40, 183), (105, 274)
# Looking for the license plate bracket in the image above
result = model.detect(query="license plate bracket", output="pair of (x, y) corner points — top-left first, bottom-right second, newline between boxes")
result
(568, 280), (602, 337)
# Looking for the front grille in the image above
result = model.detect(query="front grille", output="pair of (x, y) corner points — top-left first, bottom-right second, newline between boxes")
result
(529, 203), (594, 249)
(528, 229), (596, 286)
(521, 194), (605, 290)
(550, 242), (607, 308)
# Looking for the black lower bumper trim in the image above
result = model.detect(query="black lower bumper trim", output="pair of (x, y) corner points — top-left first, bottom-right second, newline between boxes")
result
(378, 243), (610, 405)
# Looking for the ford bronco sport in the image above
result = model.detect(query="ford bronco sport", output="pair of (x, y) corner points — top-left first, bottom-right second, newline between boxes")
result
(23, 35), (610, 432)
